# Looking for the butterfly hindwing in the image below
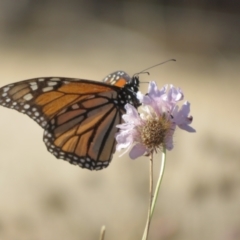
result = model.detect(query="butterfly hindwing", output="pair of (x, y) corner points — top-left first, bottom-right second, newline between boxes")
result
(42, 90), (123, 170)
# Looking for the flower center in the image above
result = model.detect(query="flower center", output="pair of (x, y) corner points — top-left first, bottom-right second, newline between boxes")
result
(140, 115), (172, 151)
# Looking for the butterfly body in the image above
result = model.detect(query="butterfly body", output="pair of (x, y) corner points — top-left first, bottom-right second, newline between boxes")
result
(0, 71), (139, 170)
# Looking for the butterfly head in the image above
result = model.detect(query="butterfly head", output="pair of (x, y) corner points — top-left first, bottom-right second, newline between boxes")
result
(119, 74), (140, 108)
(130, 74), (140, 93)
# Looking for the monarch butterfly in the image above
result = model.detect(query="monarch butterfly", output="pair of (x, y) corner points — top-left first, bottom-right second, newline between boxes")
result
(0, 71), (140, 170)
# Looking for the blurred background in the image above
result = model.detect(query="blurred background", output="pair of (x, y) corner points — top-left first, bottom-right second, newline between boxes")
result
(0, 1), (239, 240)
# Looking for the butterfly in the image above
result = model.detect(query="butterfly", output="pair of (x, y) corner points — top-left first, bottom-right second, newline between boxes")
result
(0, 71), (140, 170)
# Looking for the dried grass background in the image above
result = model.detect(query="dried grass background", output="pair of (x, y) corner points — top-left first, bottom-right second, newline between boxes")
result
(0, 1), (239, 240)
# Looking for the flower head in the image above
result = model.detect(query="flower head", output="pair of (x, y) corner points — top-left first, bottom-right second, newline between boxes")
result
(116, 81), (195, 159)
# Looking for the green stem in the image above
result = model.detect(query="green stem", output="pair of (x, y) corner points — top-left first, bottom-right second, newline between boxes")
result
(150, 148), (166, 217)
(141, 148), (167, 240)
(144, 152), (154, 240)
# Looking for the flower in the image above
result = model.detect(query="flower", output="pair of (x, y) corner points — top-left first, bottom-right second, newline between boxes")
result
(116, 81), (195, 159)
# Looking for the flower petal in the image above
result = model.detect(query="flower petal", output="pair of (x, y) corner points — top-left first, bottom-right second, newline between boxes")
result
(168, 85), (184, 102)
(137, 91), (151, 104)
(149, 82), (167, 100)
(116, 130), (133, 151)
(138, 82), (167, 106)
(129, 143), (147, 159)
(122, 104), (142, 124)
(164, 126), (176, 150)
(165, 139), (174, 150)
(178, 124), (196, 132)
(173, 101), (196, 132)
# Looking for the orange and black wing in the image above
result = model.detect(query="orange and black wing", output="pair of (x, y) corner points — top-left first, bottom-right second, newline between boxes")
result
(102, 71), (131, 87)
(0, 76), (129, 170)
(43, 90), (124, 170)
(0, 77), (119, 128)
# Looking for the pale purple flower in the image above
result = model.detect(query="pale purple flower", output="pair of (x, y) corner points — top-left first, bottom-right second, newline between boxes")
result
(116, 81), (195, 159)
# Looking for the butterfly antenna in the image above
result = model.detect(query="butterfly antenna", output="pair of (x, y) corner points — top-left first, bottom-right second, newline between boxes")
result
(137, 59), (176, 74)
(139, 71), (150, 75)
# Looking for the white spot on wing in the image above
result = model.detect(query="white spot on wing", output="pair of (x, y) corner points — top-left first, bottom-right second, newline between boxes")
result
(30, 85), (38, 91)
(23, 93), (33, 101)
(42, 121), (47, 127)
(24, 104), (30, 109)
(42, 87), (53, 92)
(3, 87), (10, 92)
(48, 81), (58, 86)
(30, 82), (37, 85)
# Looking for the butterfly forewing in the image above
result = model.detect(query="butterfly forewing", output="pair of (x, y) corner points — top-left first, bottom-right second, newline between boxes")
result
(102, 71), (131, 87)
(0, 77), (118, 128)
(0, 77), (73, 128)
(0, 72), (139, 170)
